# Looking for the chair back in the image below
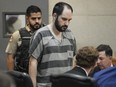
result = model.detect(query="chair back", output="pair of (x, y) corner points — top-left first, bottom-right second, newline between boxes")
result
(6, 71), (33, 87)
(50, 73), (98, 87)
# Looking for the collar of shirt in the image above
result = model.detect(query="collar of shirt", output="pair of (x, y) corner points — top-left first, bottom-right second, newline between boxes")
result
(111, 63), (113, 67)
(77, 66), (88, 76)
(25, 25), (31, 32)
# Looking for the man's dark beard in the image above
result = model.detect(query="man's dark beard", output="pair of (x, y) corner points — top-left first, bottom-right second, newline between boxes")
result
(55, 17), (68, 32)
(30, 23), (41, 32)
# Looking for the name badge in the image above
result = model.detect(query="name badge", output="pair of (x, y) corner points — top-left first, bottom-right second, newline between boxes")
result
(67, 51), (73, 58)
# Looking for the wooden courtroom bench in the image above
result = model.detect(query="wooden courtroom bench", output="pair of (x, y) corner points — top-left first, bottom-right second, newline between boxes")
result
(112, 58), (116, 66)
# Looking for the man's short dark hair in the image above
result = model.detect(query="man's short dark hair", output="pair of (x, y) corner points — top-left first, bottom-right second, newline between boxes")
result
(26, 5), (42, 16)
(97, 44), (113, 56)
(52, 2), (73, 16)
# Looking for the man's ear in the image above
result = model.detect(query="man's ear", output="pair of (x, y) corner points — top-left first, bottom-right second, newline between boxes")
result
(109, 56), (112, 60)
(52, 13), (57, 20)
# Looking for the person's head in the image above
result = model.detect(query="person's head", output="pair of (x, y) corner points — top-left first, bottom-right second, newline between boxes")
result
(76, 46), (98, 70)
(26, 5), (43, 31)
(52, 2), (73, 32)
(96, 44), (113, 70)
(0, 72), (15, 87)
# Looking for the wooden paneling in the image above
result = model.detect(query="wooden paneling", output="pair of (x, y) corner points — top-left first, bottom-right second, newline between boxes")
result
(112, 58), (116, 65)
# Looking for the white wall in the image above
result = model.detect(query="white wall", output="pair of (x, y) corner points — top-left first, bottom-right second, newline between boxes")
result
(49, 0), (116, 57)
